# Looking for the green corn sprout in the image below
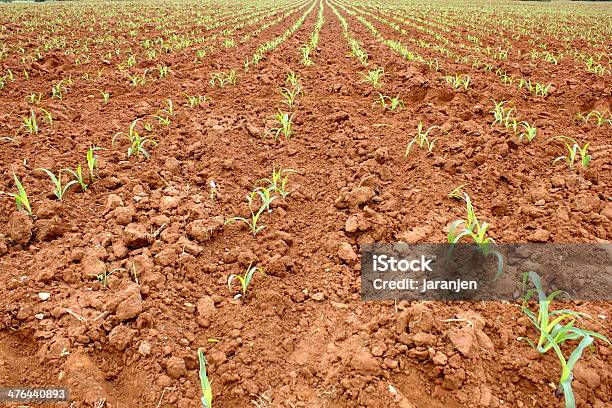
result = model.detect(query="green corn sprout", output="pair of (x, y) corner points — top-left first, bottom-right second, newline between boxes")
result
(445, 74), (470, 90)
(267, 110), (294, 140)
(447, 192), (503, 278)
(490, 100), (515, 127)
(209, 70), (237, 87)
(584, 110), (611, 126)
(300, 45), (313, 66)
(405, 121), (440, 155)
(372, 93), (404, 111)
(64, 164), (87, 192)
(198, 349), (213, 408)
(257, 165), (296, 199)
(26, 93), (42, 104)
(228, 263), (264, 301)
(36, 168), (77, 201)
(127, 71), (147, 87)
(153, 115), (171, 126)
(0, 171), (32, 216)
(279, 84), (303, 109)
(98, 90), (110, 103)
(551, 136), (591, 170)
(224, 187), (277, 236)
(285, 71), (299, 87)
(520, 271), (610, 408)
(360, 67), (385, 88)
(449, 184), (467, 200)
(112, 119), (157, 159)
(519, 122), (537, 143)
(51, 78), (70, 100)
(157, 65), (170, 79)
(86, 146), (104, 182)
(183, 93), (210, 108)
(22, 109), (39, 134)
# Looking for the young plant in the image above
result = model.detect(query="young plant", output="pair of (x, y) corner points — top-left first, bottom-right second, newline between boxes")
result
(257, 165), (296, 199)
(183, 93), (210, 108)
(51, 78), (70, 100)
(224, 187), (277, 236)
(584, 110), (611, 126)
(520, 271), (610, 408)
(518, 122), (537, 143)
(157, 65), (170, 79)
(36, 168), (77, 201)
(445, 74), (470, 90)
(372, 93), (404, 111)
(300, 45), (313, 66)
(198, 349), (213, 408)
(112, 119), (157, 159)
(267, 110), (295, 140)
(209, 70), (237, 87)
(0, 171), (32, 216)
(64, 164), (88, 192)
(86, 146), (104, 181)
(405, 121), (441, 155)
(490, 100), (515, 127)
(360, 67), (385, 88)
(279, 84), (303, 109)
(98, 90), (110, 104)
(285, 71), (299, 87)
(447, 192), (503, 278)
(551, 136), (591, 170)
(21, 109), (39, 134)
(228, 263), (264, 301)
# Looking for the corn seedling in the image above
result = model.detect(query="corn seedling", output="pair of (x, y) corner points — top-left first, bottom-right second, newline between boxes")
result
(98, 90), (110, 104)
(112, 119), (157, 159)
(447, 192), (503, 278)
(209, 70), (237, 87)
(157, 64), (170, 79)
(519, 122), (537, 143)
(449, 184), (467, 200)
(153, 115), (171, 126)
(127, 71), (147, 87)
(551, 136), (591, 170)
(490, 100), (515, 128)
(228, 263), (264, 301)
(184, 93), (210, 108)
(86, 146), (104, 181)
(445, 74), (470, 90)
(372, 93), (404, 111)
(26, 93), (42, 104)
(267, 110), (294, 140)
(300, 45), (313, 66)
(64, 165), (88, 192)
(21, 109), (39, 134)
(36, 168), (77, 201)
(584, 110), (611, 126)
(285, 71), (299, 87)
(279, 84), (303, 109)
(198, 349), (213, 408)
(360, 67), (385, 88)
(405, 121), (441, 155)
(91, 263), (123, 288)
(51, 79), (70, 100)
(520, 271), (610, 408)
(0, 171), (32, 216)
(257, 165), (296, 199)
(224, 187), (277, 236)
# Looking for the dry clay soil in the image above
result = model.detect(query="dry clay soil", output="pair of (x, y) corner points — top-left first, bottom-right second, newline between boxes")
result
(0, 3), (611, 408)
